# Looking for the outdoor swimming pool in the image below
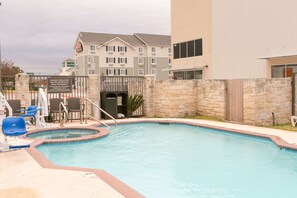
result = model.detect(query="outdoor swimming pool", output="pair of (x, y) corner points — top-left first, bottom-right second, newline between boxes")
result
(37, 122), (297, 198)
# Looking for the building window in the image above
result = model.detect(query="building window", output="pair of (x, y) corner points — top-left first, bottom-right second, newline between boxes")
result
(151, 58), (157, 65)
(168, 48), (171, 54)
(173, 44), (180, 59)
(88, 69), (95, 74)
(151, 69), (157, 75)
(87, 56), (94, 63)
(90, 45), (96, 52)
(118, 57), (127, 64)
(118, 46), (127, 52)
(272, 64), (297, 78)
(173, 38), (203, 59)
(173, 70), (202, 80)
(168, 58), (171, 65)
(106, 68), (115, 76)
(138, 69), (144, 76)
(139, 47), (144, 53)
(118, 69), (127, 76)
(106, 46), (115, 52)
(151, 47), (156, 53)
(138, 58), (144, 65)
(106, 57), (116, 64)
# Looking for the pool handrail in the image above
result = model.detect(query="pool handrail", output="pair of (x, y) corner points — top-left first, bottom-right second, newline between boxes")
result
(59, 101), (68, 127)
(81, 98), (117, 128)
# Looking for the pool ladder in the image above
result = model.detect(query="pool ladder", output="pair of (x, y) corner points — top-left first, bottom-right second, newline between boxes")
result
(80, 98), (117, 128)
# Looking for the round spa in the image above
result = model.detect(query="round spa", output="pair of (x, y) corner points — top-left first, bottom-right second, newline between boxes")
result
(26, 128), (104, 141)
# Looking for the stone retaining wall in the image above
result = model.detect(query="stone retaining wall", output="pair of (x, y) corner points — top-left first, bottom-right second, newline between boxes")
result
(143, 77), (292, 126)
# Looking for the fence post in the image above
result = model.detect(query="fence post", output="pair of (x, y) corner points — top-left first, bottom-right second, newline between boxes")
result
(143, 75), (156, 117)
(87, 74), (101, 119)
(15, 73), (30, 107)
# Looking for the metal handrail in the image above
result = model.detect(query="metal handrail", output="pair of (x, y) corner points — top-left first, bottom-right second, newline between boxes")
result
(81, 98), (117, 127)
(59, 102), (68, 127)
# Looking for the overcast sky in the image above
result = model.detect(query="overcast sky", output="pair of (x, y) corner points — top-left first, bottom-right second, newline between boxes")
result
(0, 0), (171, 74)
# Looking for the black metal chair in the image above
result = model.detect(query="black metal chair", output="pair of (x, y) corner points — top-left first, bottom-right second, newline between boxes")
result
(6, 100), (22, 117)
(49, 98), (65, 122)
(66, 98), (82, 122)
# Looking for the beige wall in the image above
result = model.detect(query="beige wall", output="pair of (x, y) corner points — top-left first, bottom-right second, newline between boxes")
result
(171, 0), (297, 79)
(171, 0), (212, 79)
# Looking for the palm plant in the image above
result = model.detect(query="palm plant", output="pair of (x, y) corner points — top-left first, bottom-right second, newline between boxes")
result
(127, 94), (144, 116)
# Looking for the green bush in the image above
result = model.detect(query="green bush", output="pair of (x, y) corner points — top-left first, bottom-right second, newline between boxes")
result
(127, 94), (144, 116)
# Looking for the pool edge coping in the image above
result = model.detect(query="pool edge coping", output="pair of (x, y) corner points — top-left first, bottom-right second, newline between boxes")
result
(25, 125), (145, 198)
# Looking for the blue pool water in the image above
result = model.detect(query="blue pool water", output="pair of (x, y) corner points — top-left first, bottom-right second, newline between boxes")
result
(28, 129), (97, 139)
(37, 123), (297, 198)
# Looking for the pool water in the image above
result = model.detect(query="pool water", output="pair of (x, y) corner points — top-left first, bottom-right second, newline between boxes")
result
(37, 123), (297, 198)
(28, 129), (97, 139)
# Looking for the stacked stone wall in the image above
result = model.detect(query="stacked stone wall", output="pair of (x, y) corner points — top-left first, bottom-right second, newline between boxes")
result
(243, 78), (291, 126)
(153, 80), (197, 118)
(196, 80), (226, 119)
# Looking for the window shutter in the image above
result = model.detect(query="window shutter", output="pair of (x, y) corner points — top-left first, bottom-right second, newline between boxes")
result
(118, 69), (120, 75)
(106, 57), (108, 63)
(106, 69), (108, 75)
(106, 46), (108, 51)
(125, 58), (127, 64)
(125, 69), (127, 75)
(114, 58), (116, 63)
(118, 46), (120, 52)
(125, 46), (127, 52)
(113, 46), (115, 52)
(114, 69), (116, 75)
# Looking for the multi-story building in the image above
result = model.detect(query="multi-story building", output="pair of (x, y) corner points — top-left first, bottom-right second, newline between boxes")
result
(171, 0), (297, 79)
(74, 32), (171, 80)
(59, 59), (76, 76)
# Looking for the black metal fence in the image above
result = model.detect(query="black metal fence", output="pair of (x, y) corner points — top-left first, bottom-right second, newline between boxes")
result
(101, 76), (145, 117)
(29, 75), (88, 101)
(1, 75), (16, 100)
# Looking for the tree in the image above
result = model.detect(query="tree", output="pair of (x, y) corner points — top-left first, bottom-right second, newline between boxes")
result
(0, 59), (23, 75)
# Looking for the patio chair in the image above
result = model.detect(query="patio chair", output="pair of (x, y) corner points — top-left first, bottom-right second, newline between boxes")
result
(2, 116), (27, 137)
(2, 117), (30, 149)
(66, 97), (82, 122)
(20, 105), (40, 125)
(6, 100), (22, 117)
(49, 98), (66, 122)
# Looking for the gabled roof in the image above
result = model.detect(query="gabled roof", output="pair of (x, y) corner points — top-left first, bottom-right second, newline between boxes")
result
(134, 33), (171, 46)
(78, 32), (146, 46)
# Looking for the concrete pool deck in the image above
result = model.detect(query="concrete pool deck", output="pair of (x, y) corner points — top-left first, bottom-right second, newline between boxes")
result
(1, 118), (297, 197)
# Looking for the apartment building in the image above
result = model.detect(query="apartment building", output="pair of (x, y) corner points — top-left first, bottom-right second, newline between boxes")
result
(171, 0), (297, 79)
(74, 32), (171, 80)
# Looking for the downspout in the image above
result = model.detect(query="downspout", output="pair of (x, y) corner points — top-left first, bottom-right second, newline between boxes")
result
(134, 34), (149, 75)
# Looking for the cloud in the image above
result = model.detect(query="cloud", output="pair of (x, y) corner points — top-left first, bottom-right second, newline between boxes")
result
(0, 0), (171, 74)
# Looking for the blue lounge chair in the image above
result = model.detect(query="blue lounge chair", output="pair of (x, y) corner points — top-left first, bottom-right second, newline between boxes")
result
(20, 105), (40, 125)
